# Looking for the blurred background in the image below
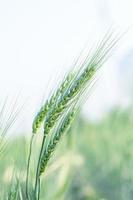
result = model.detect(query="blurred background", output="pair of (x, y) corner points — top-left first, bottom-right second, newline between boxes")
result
(0, 0), (133, 199)
(0, 0), (133, 124)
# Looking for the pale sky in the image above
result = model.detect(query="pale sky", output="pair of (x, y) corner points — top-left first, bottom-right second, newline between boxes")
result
(0, 0), (133, 128)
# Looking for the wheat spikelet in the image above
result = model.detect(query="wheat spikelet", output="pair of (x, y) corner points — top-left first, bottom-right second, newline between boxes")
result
(39, 109), (76, 176)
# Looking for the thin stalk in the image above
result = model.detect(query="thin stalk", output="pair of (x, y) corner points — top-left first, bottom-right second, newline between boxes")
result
(34, 134), (46, 200)
(26, 134), (34, 200)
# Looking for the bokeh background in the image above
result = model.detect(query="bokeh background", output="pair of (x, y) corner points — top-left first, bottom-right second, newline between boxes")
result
(0, 0), (133, 124)
(0, 0), (133, 199)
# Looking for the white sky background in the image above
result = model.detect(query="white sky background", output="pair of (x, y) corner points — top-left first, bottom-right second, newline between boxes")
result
(0, 0), (133, 131)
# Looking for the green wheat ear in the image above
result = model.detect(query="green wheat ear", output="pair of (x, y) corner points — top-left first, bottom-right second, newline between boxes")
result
(39, 108), (76, 175)
(32, 73), (74, 134)
(43, 31), (118, 137)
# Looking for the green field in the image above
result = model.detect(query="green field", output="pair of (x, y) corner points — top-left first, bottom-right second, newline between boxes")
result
(1, 107), (133, 200)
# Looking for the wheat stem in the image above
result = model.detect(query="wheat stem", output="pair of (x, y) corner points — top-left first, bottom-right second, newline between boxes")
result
(34, 134), (46, 200)
(26, 134), (34, 200)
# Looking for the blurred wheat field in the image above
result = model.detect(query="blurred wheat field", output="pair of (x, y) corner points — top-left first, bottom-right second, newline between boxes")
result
(1, 107), (133, 200)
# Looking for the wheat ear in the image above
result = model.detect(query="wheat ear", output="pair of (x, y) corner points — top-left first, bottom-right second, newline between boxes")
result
(39, 109), (76, 175)
(32, 73), (73, 134)
(43, 33), (118, 137)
